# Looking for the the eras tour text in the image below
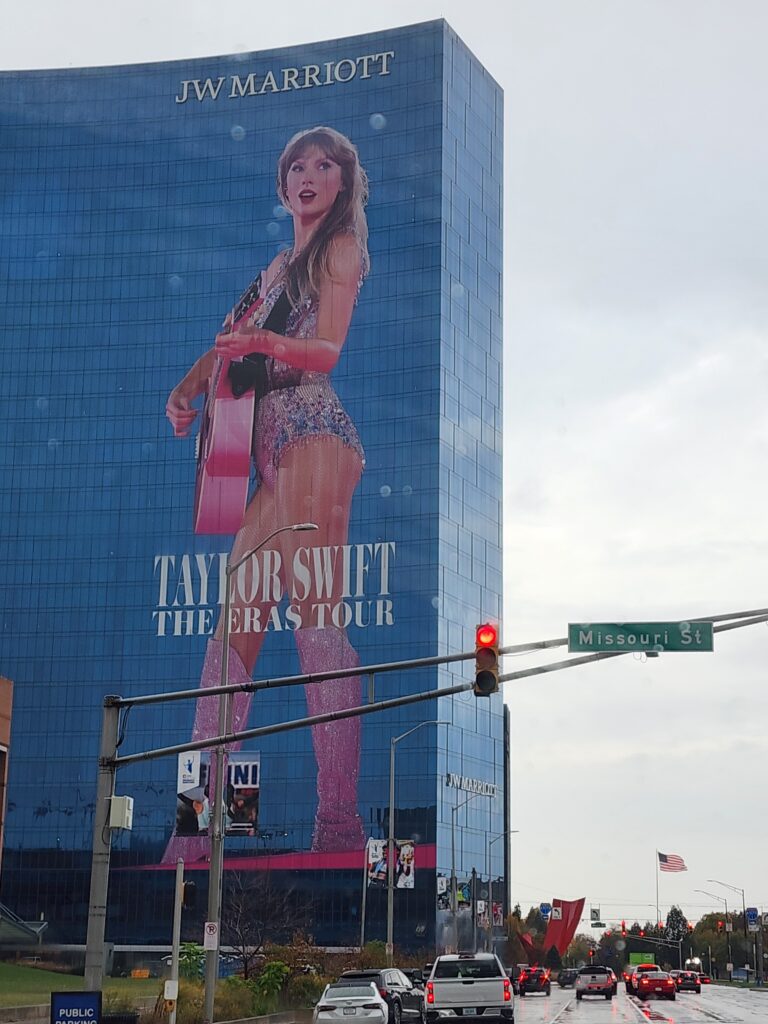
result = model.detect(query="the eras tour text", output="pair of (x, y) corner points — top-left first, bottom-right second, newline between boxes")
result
(153, 542), (396, 637)
(175, 50), (395, 104)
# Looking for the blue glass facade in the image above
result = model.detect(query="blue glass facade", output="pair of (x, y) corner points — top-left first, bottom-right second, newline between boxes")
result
(0, 21), (503, 951)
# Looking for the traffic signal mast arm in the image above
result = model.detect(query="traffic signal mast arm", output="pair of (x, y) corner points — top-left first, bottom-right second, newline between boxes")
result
(109, 606), (768, 768)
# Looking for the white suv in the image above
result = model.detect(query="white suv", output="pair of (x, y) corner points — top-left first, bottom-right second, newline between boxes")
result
(575, 966), (614, 1001)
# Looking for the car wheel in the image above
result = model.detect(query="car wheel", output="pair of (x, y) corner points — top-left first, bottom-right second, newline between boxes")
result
(576, 992), (582, 1001)
(545, 985), (550, 995)
(667, 994), (675, 1001)
(519, 990), (525, 997)
(695, 988), (701, 994)
(605, 992), (611, 1001)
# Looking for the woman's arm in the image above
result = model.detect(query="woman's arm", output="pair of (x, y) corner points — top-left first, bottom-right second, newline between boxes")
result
(215, 234), (362, 374)
(165, 348), (216, 437)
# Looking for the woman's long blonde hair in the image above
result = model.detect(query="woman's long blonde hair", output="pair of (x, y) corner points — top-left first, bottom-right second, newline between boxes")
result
(277, 126), (370, 306)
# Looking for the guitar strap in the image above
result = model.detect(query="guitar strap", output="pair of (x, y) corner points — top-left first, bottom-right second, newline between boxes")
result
(228, 277), (292, 400)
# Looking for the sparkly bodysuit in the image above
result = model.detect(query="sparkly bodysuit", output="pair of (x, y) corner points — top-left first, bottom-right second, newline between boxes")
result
(247, 249), (364, 490)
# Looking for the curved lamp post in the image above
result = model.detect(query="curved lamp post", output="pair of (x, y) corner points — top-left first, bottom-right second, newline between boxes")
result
(204, 522), (317, 1021)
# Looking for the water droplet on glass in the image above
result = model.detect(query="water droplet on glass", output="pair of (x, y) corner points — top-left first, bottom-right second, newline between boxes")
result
(36, 250), (49, 261)
(168, 274), (184, 291)
(36, 397), (49, 412)
(451, 281), (465, 300)
(230, 124), (246, 142)
(379, 485), (391, 498)
(142, 442), (154, 456)
(402, 484), (413, 496)
(431, 596), (441, 610)
(273, 204), (289, 219)
(266, 221), (280, 237)
(47, 438), (60, 450)
(369, 113), (387, 131)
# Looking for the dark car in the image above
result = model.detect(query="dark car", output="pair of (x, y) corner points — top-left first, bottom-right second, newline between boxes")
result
(341, 970), (424, 1024)
(518, 966), (551, 996)
(557, 968), (579, 988)
(674, 970), (701, 993)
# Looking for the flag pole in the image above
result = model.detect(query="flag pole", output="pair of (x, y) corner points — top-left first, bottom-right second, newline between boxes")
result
(655, 849), (660, 925)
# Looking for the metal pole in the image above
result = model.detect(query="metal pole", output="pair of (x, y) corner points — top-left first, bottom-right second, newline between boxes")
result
(169, 859), (184, 1024)
(203, 557), (233, 1023)
(450, 802), (457, 953)
(387, 739), (396, 966)
(725, 897), (732, 981)
(360, 841), (369, 951)
(471, 868), (477, 953)
(202, 522), (316, 1024)
(84, 697), (120, 991)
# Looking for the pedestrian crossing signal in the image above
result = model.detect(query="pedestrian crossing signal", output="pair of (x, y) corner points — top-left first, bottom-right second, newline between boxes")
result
(474, 623), (499, 696)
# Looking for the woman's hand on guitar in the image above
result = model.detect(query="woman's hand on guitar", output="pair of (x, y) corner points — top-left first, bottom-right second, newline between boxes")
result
(166, 387), (198, 437)
(215, 324), (274, 358)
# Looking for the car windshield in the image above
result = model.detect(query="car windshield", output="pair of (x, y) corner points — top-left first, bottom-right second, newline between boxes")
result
(580, 966), (607, 974)
(434, 960), (502, 979)
(328, 985), (377, 998)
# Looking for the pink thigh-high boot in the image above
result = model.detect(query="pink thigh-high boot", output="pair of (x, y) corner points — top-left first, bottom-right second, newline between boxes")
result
(295, 626), (366, 852)
(161, 638), (252, 864)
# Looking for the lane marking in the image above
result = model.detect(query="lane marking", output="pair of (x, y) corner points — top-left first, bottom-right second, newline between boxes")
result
(546, 995), (574, 1023)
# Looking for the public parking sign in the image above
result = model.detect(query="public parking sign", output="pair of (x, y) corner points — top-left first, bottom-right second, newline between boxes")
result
(539, 903), (552, 917)
(51, 992), (102, 1024)
(747, 907), (759, 932)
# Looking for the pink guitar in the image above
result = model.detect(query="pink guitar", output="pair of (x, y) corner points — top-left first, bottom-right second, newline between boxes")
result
(193, 276), (264, 535)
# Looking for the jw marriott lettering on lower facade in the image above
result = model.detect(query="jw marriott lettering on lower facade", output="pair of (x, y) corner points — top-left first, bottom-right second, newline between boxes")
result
(175, 51), (395, 103)
(445, 772), (498, 798)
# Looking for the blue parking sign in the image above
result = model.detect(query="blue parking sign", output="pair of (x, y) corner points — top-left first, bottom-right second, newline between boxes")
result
(746, 907), (759, 923)
(51, 993), (102, 1024)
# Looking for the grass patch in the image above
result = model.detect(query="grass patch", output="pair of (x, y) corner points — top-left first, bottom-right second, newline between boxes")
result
(0, 963), (161, 1008)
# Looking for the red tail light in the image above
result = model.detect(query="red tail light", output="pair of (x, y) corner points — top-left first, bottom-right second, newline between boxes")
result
(363, 1006), (382, 1011)
(426, 983), (434, 1005)
(543, 971), (550, 980)
(379, 989), (388, 999)
(503, 979), (511, 1002)
(519, 971), (527, 981)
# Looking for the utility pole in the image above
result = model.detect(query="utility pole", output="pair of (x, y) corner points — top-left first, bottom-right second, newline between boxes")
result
(83, 698), (120, 990)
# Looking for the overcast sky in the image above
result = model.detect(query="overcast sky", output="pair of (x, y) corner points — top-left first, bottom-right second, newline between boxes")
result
(3, 1), (767, 927)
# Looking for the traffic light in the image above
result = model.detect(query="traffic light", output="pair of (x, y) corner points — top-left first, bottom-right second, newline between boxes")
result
(717, 920), (724, 934)
(474, 623), (499, 696)
(621, 920), (626, 937)
(588, 949), (595, 960)
(182, 880), (197, 910)
(639, 929), (645, 937)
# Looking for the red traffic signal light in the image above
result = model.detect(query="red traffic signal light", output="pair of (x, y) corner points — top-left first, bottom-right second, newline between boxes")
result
(621, 919), (626, 937)
(717, 920), (724, 933)
(639, 929), (645, 937)
(588, 948), (595, 959)
(474, 623), (499, 697)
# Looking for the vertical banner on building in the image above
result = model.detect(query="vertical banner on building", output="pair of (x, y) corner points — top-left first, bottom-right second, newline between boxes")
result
(175, 752), (211, 837)
(365, 839), (415, 887)
(225, 754), (261, 837)
(366, 839), (387, 887)
(394, 841), (415, 889)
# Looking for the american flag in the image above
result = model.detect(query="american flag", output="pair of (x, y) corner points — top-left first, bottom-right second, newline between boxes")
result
(658, 851), (687, 873)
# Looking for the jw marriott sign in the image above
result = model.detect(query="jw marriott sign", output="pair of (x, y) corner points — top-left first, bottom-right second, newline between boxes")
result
(445, 772), (498, 798)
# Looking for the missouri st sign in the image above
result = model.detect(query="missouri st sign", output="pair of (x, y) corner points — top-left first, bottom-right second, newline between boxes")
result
(568, 620), (714, 654)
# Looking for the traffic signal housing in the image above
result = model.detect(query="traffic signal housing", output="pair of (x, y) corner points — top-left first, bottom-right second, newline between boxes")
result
(621, 920), (626, 937)
(717, 920), (724, 934)
(474, 623), (499, 696)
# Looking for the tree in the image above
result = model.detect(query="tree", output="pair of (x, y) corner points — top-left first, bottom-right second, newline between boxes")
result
(178, 941), (205, 978)
(565, 934), (594, 967)
(221, 872), (308, 979)
(665, 905), (688, 942)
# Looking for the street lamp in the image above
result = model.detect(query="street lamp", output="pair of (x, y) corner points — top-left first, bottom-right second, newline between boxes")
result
(449, 792), (478, 951)
(482, 830), (518, 952)
(203, 521), (317, 1023)
(695, 889), (731, 981)
(386, 720), (448, 966)
(708, 879), (752, 975)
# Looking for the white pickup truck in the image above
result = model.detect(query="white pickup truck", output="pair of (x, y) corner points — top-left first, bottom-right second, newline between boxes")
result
(425, 954), (514, 1024)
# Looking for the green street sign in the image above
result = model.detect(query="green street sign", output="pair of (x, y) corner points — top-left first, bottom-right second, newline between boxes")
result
(568, 621), (714, 653)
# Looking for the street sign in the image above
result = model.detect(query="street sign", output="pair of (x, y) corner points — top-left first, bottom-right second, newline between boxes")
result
(725, 922), (733, 933)
(591, 922), (606, 928)
(568, 621), (714, 653)
(551, 906), (562, 920)
(203, 921), (219, 951)
(590, 907), (601, 921)
(539, 902), (552, 917)
(746, 907), (759, 923)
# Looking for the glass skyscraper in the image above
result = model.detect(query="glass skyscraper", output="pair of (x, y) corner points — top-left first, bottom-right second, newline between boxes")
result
(0, 20), (504, 952)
